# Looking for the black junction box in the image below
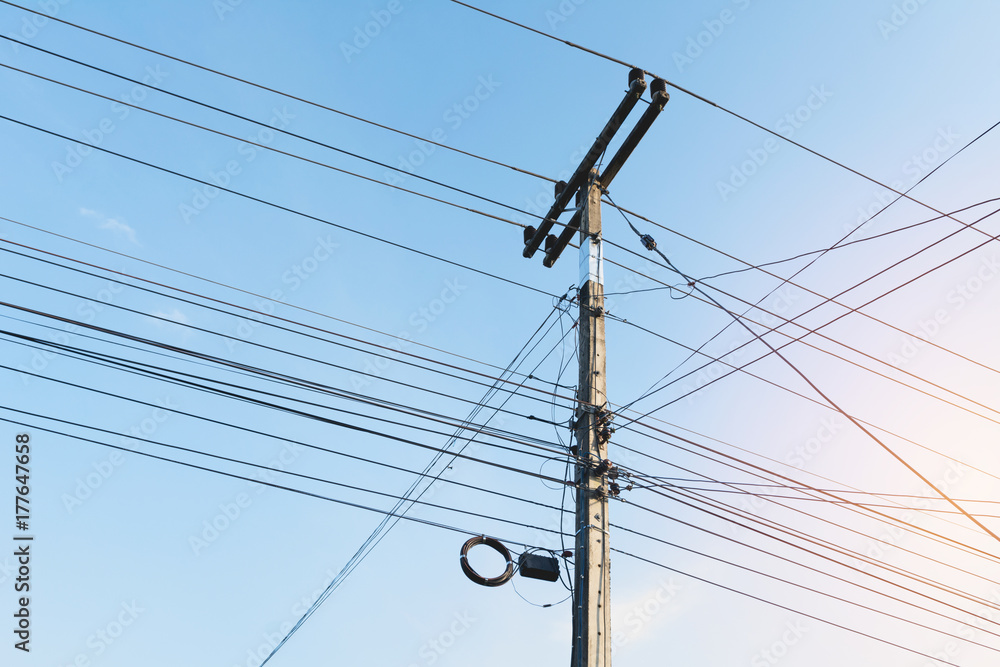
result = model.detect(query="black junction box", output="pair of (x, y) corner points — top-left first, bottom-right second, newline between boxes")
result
(518, 552), (561, 582)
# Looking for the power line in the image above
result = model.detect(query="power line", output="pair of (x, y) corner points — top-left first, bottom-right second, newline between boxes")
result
(1, 213), (569, 388)
(612, 428), (1000, 595)
(0, 112), (559, 299)
(696, 197), (1000, 282)
(618, 418), (1000, 565)
(0, 327), (571, 461)
(3, 404), (571, 534)
(606, 196), (1000, 380)
(607, 510), (1000, 650)
(0, 3), (556, 183)
(0, 412), (564, 549)
(611, 546), (963, 666)
(444, 0), (1000, 242)
(0, 357), (575, 489)
(0, 246), (578, 407)
(255, 299), (577, 666)
(599, 202), (1000, 426)
(0, 59), (552, 226)
(620, 471), (1000, 617)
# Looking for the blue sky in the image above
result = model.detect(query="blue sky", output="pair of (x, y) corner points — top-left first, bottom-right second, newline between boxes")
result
(2, 1), (1000, 665)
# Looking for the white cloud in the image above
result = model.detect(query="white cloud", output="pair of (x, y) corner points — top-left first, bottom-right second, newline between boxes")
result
(150, 308), (190, 327)
(79, 207), (140, 246)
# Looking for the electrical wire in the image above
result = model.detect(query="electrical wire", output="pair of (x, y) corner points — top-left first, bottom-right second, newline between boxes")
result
(0, 412), (565, 548)
(0, 112), (559, 299)
(0, 213), (571, 388)
(616, 419), (1000, 566)
(254, 299), (578, 665)
(0, 59), (552, 227)
(443, 0), (1000, 247)
(0, 3), (556, 183)
(611, 546), (963, 666)
(0, 246), (579, 407)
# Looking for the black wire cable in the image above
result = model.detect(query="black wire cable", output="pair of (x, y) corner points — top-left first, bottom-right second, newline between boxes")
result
(0, 359), (574, 489)
(649, 483), (1000, 518)
(0, 412), (563, 548)
(697, 197), (1000, 282)
(0, 60), (553, 227)
(602, 107), (1000, 402)
(600, 198), (1000, 423)
(0, 313), (568, 454)
(0, 336), (566, 514)
(610, 546), (962, 666)
(613, 431), (1000, 586)
(0, 296), (573, 441)
(2, 404), (571, 535)
(605, 515), (1000, 651)
(602, 230), (1000, 429)
(0, 252), (575, 408)
(620, 471), (1000, 619)
(604, 317), (1000, 497)
(613, 431), (1000, 592)
(617, 419), (1000, 565)
(671, 480), (1000, 505)
(0, 4), (556, 184)
(254, 296), (578, 666)
(443, 0), (1000, 248)
(0, 328), (572, 462)
(1, 213), (570, 388)
(0, 113), (559, 299)
(606, 196), (1000, 379)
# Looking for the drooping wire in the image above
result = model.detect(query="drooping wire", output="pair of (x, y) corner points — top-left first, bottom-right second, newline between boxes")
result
(608, 199), (1000, 545)
(0, 5), (556, 183)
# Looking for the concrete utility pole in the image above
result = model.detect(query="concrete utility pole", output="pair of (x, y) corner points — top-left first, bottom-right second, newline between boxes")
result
(571, 168), (611, 666)
(520, 68), (669, 667)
